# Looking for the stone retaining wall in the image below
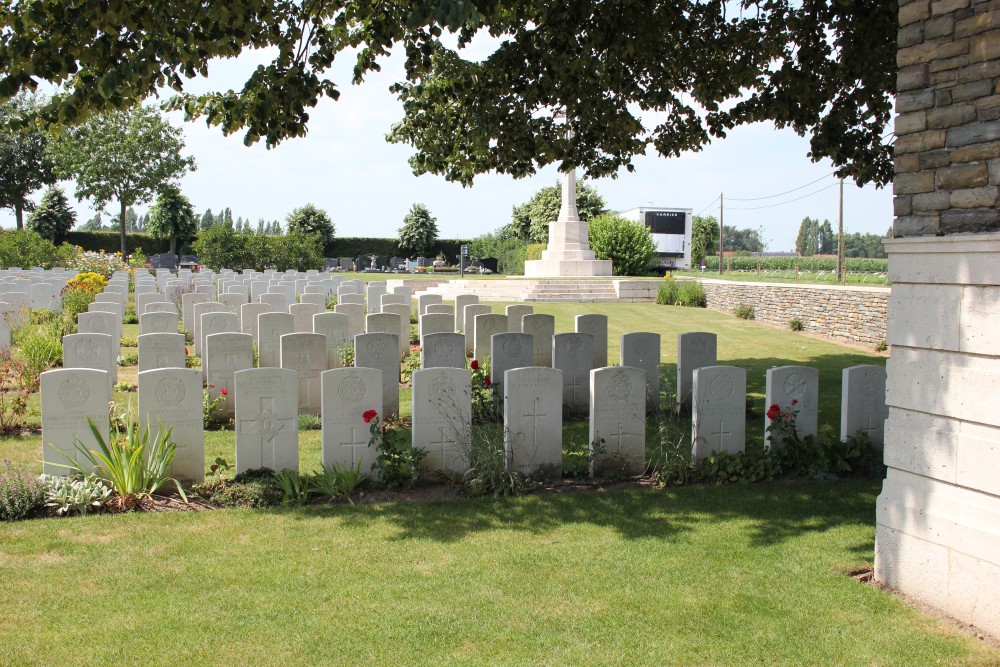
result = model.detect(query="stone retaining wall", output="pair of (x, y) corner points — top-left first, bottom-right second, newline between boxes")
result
(695, 279), (889, 348)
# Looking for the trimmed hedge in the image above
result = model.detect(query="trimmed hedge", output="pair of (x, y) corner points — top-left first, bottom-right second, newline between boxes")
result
(65, 231), (170, 255)
(704, 255), (887, 273)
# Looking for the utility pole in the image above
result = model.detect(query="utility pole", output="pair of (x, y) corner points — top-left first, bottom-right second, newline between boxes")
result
(837, 178), (844, 284)
(718, 192), (724, 275)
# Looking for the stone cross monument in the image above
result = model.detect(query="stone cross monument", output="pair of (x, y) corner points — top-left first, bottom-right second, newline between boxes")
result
(524, 115), (612, 277)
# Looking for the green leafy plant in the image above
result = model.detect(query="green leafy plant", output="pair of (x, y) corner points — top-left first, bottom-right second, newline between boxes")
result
(460, 424), (525, 498)
(733, 303), (755, 320)
(113, 381), (137, 392)
(297, 412), (322, 430)
(789, 318), (804, 331)
(39, 473), (112, 517)
(874, 339), (887, 352)
(120, 336), (138, 347)
(55, 414), (187, 510)
(469, 358), (500, 423)
(0, 458), (46, 521)
(313, 461), (367, 505)
(11, 319), (61, 389)
(365, 410), (426, 489)
(337, 340), (354, 367)
(675, 281), (706, 307)
(123, 303), (138, 324)
(203, 383), (228, 429)
(117, 352), (139, 366)
(0, 351), (32, 434)
(656, 279), (679, 305)
(194, 467), (283, 508)
(273, 468), (314, 506)
(563, 436), (601, 478)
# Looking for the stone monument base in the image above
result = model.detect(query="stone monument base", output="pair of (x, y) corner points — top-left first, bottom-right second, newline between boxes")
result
(523, 258), (613, 277)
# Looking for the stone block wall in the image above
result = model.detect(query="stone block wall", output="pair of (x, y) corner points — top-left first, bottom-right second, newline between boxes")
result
(894, 0), (1000, 236)
(694, 279), (889, 348)
(877, 0), (1000, 639)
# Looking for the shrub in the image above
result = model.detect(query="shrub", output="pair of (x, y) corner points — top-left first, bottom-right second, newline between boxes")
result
(675, 281), (706, 307)
(0, 229), (63, 269)
(65, 271), (107, 293)
(588, 213), (656, 276)
(60, 285), (96, 336)
(203, 384), (228, 429)
(12, 320), (61, 389)
(733, 303), (755, 320)
(656, 280), (679, 305)
(459, 424), (525, 497)
(66, 250), (125, 279)
(40, 473), (112, 517)
(0, 352), (32, 433)
(875, 339), (888, 352)
(468, 232), (528, 275)
(312, 461), (366, 504)
(273, 468), (314, 506)
(0, 458), (46, 521)
(789, 318), (804, 331)
(366, 410), (426, 489)
(195, 468), (284, 508)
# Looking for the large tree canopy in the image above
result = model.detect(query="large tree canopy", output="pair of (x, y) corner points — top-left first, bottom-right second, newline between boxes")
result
(0, 93), (55, 229)
(0, 0), (896, 186)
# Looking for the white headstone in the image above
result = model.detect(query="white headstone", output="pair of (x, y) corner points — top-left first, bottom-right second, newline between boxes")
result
(676, 332), (717, 413)
(765, 366), (819, 447)
(691, 366), (746, 459)
(280, 332), (327, 415)
(313, 312), (351, 369)
(234, 368), (299, 473)
(77, 310), (121, 365)
(321, 367), (381, 471)
(138, 367), (205, 483)
(421, 332), (467, 369)
(137, 332), (186, 372)
(136, 292), (166, 316)
(454, 295), (479, 334)
(366, 282), (386, 314)
(40, 368), (110, 475)
(490, 333), (534, 394)
(463, 304), (491, 356)
(381, 304), (412, 357)
(419, 313), (455, 342)
(589, 366), (646, 477)
(841, 365), (888, 449)
(506, 305), (534, 332)
(298, 293), (327, 310)
(355, 332), (400, 416)
(257, 312), (294, 368)
(290, 302), (323, 333)
(259, 292), (288, 312)
(553, 333), (595, 416)
(181, 292), (209, 336)
(504, 367), (563, 479)
(199, 311), (240, 375)
(417, 293), (443, 316)
(425, 304), (454, 316)
(621, 332), (661, 413)
(205, 332), (254, 417)
(139, 311), (180, 336)
(522, 313), (555, 367)
(240, 302), (275, 343)
(576, 314), (608, 368)
(474, 313), (507, 364)
(412, 368), (472, 474)
(380, 293), (405, 309)
(338, 293), (364, 306)
(219, 292), (246, 315)
(145, 301), (179, 315)
(192, 301), (226, 357)
(334, 303), (365, 341)
(392, 285), (412, 309)
(62, 332), (115, 392)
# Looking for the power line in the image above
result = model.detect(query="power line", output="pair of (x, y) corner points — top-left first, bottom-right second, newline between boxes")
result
(695, 196), (719, 216)
(726, 182), (839, 210)
(726, 171), (836, 202)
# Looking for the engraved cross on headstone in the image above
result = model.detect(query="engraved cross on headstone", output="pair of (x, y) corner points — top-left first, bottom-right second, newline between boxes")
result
(609, 422), (639, 455)
(711, 420), (732, 445)
(524, 397), (547, 449)
(568, 372), (588, 405)
(863, 416), (881, 439)
(430, 425), (456, 463)
(212, 353), (237, 396)
(296, 351), (325, 405)
(338, 426), (370, 467)
(238, 396), (293, 468)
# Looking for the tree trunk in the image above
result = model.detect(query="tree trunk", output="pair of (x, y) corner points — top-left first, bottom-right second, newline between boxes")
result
(15, 204), (23, 230)
(119, 201), (128, 256)
(170, 236), (177, 255)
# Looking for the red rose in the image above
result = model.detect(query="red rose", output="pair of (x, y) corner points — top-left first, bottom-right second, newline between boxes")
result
(470, 359), (479, 370)
(209, 383), (216, 389)
(362, 409), (378, 423)
(220, 389), (228, 396)
(766, 404), (781, 421)
(791, 399), (798, 405)
(484, 375), (491, 387)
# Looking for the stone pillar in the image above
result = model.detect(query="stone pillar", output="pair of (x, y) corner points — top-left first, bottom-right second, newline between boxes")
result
(523, 165), (613, 277)
(876, 0), (1000, 637)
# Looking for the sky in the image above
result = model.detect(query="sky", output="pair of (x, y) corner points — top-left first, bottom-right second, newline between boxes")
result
(0, 43), (893, 251)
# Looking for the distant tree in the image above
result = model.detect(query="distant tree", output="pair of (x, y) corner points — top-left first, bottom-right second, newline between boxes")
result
(843, 231), (889, 258)
(510, 181), (606, 244)
(0, 94), (56, 229)
(818, 219), (835, 254)
(286, 203), (335, 245)
(722, 225), (766, 253)
(691, 215), (720, 264)
(50, 105), (195, 255)
(397, 203), (439, 257)
(79, 213), (105, 231)
(795, 217), (819, 255)
(148, 184), (197, 254)
(109, 207), (141, 233)
(26, 186), (76, 242)
(221, 207), (234, 229)
(201, 208), (214, 229)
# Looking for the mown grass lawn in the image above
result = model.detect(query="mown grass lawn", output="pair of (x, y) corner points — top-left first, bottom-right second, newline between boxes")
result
(1, 480), (997, 666)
